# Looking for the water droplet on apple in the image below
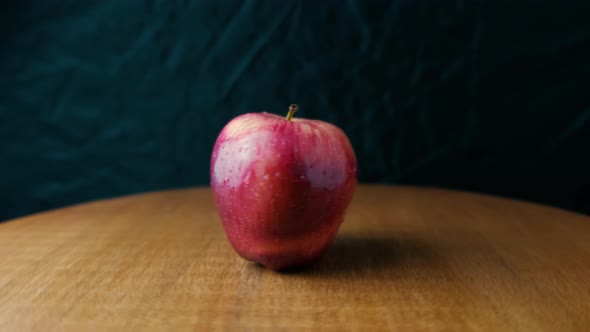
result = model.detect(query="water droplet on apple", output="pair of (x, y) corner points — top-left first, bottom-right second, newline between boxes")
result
(300, 175), (305, 180)
(263, 174), (269, 180)
(275, 172), (281, 177)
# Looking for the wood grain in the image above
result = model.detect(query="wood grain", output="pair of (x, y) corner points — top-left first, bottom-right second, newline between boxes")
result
(1, 185), (589, 331)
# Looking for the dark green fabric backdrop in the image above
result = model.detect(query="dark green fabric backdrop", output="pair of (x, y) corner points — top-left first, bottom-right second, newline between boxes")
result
(1, 1), (589, 220)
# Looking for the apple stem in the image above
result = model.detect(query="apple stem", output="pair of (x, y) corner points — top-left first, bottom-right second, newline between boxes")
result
(286, 104), (298, 121)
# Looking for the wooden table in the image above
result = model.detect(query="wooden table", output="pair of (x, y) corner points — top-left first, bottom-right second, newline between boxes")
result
(1, 185), (589, 331)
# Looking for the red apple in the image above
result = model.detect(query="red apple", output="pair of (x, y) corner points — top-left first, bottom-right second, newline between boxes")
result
(210, 105), (357, 270)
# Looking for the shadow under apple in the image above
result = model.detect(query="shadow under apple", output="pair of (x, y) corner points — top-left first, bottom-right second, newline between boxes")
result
(263, 233), (442, 276)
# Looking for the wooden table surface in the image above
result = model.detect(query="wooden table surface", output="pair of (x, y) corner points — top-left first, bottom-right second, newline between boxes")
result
(1, 185), (589, 331)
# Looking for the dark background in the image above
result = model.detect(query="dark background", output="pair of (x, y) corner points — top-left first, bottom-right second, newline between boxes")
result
(1, 1), (589, 221)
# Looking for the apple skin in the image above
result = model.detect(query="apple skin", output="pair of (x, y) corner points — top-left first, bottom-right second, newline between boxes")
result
(210, 111), (357, 271)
